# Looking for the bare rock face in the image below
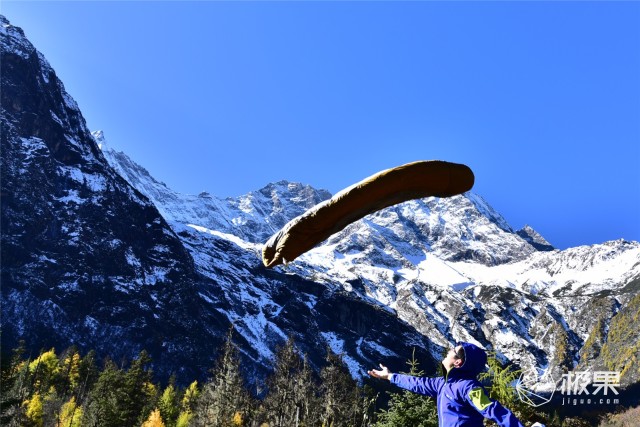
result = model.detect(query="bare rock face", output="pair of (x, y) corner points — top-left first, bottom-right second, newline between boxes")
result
(517, 225), (555, 252)
(1, 15), (226, 381)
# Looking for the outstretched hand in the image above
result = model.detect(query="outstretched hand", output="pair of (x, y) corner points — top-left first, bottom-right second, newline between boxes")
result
(368, 364), (392, 381)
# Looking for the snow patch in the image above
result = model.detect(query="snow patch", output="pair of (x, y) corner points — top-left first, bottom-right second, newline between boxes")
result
(186, 224), (258, 252)
(58, 189), (83, 205)
(125, 249), (141, 268)
(321, 332), (364, 379)
(58, 166), (107, 192)
(412, 253), (474, 291)
(84, 316), (99, 332)
(144, 267), (169, 284)
(20, 137), (48, 162)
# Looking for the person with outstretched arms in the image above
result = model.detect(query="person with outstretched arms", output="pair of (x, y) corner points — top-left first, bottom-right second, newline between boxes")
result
(369, 342), (529, 427)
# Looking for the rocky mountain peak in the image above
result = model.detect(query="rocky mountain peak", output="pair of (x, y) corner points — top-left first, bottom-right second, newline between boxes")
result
(517, 224), (555, 251)
(3, 14), (640, 392)
(1, 16), (228, 382)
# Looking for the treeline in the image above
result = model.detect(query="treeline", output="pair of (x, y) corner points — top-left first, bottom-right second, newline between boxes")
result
(1, 330), (636, 427)
(1, 328), (384, 427)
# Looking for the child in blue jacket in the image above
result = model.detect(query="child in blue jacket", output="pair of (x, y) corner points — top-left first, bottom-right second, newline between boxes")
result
(368, 341), (526, 427)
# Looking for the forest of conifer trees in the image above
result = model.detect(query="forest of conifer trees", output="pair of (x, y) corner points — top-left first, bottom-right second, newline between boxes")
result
(1, 330), (637, 427)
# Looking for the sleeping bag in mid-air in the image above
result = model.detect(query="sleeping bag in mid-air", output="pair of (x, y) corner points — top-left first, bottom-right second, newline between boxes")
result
(262, 160), (474, 268)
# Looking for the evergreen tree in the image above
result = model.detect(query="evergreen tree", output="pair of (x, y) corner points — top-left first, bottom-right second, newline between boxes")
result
(374, 349), (437, 427)
(75, 350), (99, 407)
(1, 342), (30, 426)
(261, 337), (320, 427)
(181, 380), (199, 413)
(82, 358), (128, 427)
(175, 410), (193, 427)
(192, 327), (255, 426)
(295, 353), (322, 425)
(319, 348), (365, 427)
(41, 389), (64, 427)
(360, 384), (379, 427)
(175, 380), (198, 427)
(478, 352), (533, 423)
(478, 352), (521, 408)
(58, 347), (81, 396)
(122, 350), (157, 426)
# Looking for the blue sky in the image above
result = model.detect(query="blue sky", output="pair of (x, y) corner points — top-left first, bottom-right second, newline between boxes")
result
(3, 1), (639, 250)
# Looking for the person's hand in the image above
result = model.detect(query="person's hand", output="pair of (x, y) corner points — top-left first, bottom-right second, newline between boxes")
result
(368, 364), (392, 381)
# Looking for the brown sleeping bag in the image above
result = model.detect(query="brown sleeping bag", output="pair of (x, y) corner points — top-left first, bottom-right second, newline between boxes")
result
(262, 160), (474, 268)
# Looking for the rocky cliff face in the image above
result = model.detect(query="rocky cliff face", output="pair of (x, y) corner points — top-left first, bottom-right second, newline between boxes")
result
(3, 14), (639, 391)
(0, 15), (238, 381)
(1, 16), (440, 384)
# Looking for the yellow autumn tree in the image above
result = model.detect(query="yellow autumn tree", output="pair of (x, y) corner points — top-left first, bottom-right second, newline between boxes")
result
(62, 351), (81, 390)
(143, 382), (159, 408)
(24, 392), (43, 427)
(141, 408), (166, 427)
(28, 349), (58, 373)
(176, 410), (193, 427)
(159, 384), (179, 426)
(28, 349), (60, 391)
(59, 396), (83, 427)
(176, 381), (198, 427)
(181, 380), (199, 411)
(232, 411), (243, 426)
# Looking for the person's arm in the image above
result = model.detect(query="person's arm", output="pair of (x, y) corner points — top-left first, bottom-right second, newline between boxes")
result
(368, 364), (442, 398)
(465, 386), (526, 427)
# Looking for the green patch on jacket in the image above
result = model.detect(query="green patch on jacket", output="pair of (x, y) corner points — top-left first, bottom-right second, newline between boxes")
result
(469, 387), (492, 411)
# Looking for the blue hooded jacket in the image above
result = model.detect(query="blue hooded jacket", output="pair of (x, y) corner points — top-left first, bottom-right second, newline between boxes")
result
(390, 342), (525, 427)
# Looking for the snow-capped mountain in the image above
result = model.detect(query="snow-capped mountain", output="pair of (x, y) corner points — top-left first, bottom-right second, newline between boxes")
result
(95, 130), (331, 245)
(0, 15), (236, 381)
(99, 129), (640, 387)
(1, 15), (441, 384)
(3, 14), (639, 392)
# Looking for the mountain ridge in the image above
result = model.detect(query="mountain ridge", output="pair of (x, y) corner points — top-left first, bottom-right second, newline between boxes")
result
(3, 14), (639, 395)
(97, 129), (640, 388)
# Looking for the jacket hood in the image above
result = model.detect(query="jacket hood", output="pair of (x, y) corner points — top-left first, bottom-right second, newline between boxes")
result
(450, 341), (487, 379)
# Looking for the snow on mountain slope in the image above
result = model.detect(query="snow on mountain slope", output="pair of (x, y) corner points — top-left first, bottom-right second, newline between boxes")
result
(1, 15), (231, 383)
(96, 131), (330, 244)
(98, 130), (640, 386)
(455, 239), (640, 297)
(517, 224), (555, 251)
(3, 12), (439, 387)
(8, 11), (638, 392)
(97, 132), (443, 378)
(95, 146), (640, 382)
(291, 220), (639, 383)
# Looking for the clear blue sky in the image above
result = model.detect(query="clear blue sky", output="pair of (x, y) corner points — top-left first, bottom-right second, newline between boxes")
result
(3, 1), (639, 250)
